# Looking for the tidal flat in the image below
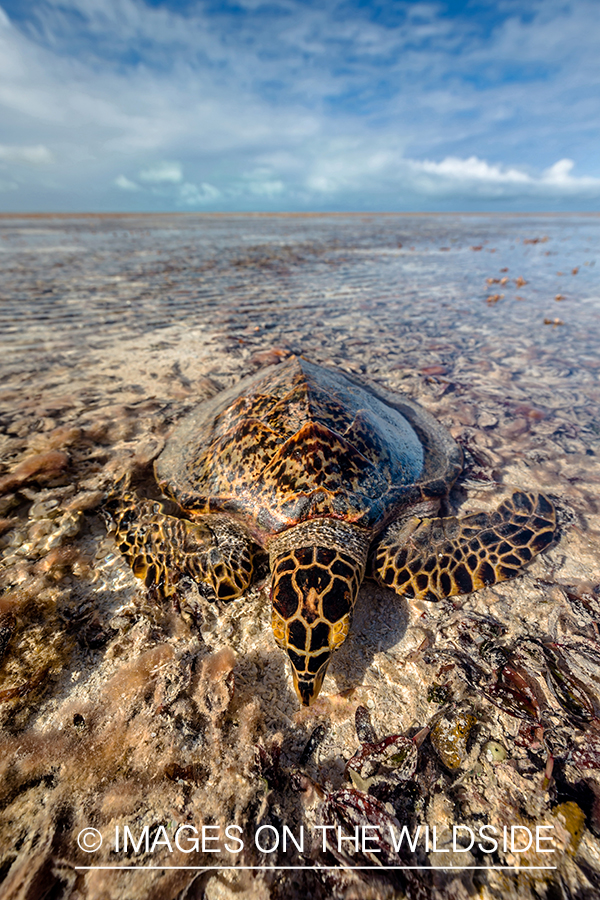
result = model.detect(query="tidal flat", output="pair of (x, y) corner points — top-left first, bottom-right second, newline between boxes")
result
(0, 212), (599, 900)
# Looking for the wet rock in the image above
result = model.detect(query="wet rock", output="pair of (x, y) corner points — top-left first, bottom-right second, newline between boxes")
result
(570, 726), (600, 769)
(0, 451), (69, 494)
(430, 711), (476, 770)
(482, 740), (507, 764)
(21, 511), (83, 559)
(346, 733), (418, 791)
(64, 490), (104, 513)
(0, 517), (18, 538)
(319, 786), (403, 867)
(1, 213), (599, 900)
(250, 348), (291, 367)
(0, 611), (16, 663)
(354, 704), (377, 743)
(421, 365), (447, 376)
(552, 801), (585, 855)
(484, 663), (542, 721)
(133, 437), (165, 465)
(543, 644), (596, 724)
(28, 425), (82, 453)
(34, 546), (90, 580)
(478, 411), (498, 428)
(28, 495), (62, 520)
(299, 724), (327, 766)
(0, 494), (19, 516)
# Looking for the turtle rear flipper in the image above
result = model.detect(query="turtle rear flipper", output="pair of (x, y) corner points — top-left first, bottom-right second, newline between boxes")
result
(106, 492), (254, 602)
(371, 491), (556, 602)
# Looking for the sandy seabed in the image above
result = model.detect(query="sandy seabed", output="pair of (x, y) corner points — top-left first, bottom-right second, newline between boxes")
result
(0, 213), (599, 900)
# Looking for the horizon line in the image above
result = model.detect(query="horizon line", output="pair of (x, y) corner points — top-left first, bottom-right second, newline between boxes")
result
(0, 210), (599, 219)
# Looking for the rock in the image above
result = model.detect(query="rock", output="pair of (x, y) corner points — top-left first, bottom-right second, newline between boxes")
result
(552, 801), (585, 855)
(430, 711), (476, 770)
(346, 734), (418, 792)
(482, 740), (507, 764)
(0, 451), (69, 494)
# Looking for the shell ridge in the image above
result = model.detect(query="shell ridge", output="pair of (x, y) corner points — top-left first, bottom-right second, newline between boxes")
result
(157, 356), (452, 536)
(260, 420), (385, 493)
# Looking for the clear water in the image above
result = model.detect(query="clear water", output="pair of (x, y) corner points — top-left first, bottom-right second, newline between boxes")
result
(1, 213), (599, 900)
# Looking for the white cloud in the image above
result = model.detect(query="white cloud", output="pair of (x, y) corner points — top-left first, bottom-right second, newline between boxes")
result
(177, 181), (221, 205)
(540, 158), (600, 189)
(115, 174), (140, 190)
(411, 156), (531, 184)
(293, 145), (600, 203)
(403, 155), (600, 198)
(0, 143), (53, 164)
(545, 159), (575, 183)
(236, 169), (286, 198)
(138, 161), (183, 184)
(248, 180), (285, 198)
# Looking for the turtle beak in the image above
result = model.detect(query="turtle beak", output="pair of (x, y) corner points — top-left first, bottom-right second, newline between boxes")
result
(289, 653), (331, 707)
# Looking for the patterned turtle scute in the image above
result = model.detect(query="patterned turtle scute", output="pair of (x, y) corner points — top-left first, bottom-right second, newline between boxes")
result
(157, 358), (429, 533)
(108, 356), (557, 707)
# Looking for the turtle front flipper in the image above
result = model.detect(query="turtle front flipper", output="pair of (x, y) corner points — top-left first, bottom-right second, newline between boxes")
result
(105, 491), (254, 602)
(371, 491), (556, 602)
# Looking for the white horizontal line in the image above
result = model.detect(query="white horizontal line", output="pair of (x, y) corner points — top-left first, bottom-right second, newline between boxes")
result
(75, 865), (557, 871)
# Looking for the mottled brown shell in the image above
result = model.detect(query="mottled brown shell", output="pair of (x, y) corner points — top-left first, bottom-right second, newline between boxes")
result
(155, 357), (462, 539)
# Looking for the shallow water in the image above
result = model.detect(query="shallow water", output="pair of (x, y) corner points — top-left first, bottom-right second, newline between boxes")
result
(0, 213), (599, 900)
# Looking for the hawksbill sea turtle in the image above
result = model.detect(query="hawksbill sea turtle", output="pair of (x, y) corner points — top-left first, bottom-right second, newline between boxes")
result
(106, 356), (556, 706)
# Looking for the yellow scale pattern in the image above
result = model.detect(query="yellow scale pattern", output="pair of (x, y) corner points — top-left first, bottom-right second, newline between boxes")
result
(107, 492), (253, 602)
(182, 372), (395, 525)
(270, 544), (364, 706)
(372, 490), (556, 602)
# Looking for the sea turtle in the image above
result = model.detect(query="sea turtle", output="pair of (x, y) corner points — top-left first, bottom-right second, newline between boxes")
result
(107, 357), (556, 706)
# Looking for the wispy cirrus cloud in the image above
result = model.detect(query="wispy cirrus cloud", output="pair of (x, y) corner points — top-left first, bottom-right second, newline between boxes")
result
(0, 0), (598, 211)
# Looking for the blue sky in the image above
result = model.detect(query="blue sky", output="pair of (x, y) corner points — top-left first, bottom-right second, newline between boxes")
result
(0, 0), (599, 211)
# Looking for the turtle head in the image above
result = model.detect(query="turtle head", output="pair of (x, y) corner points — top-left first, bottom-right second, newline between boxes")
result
(270, 543), (364, 707)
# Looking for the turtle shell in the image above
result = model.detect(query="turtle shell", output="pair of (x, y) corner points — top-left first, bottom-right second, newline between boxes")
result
(156, 357), (462, 538)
